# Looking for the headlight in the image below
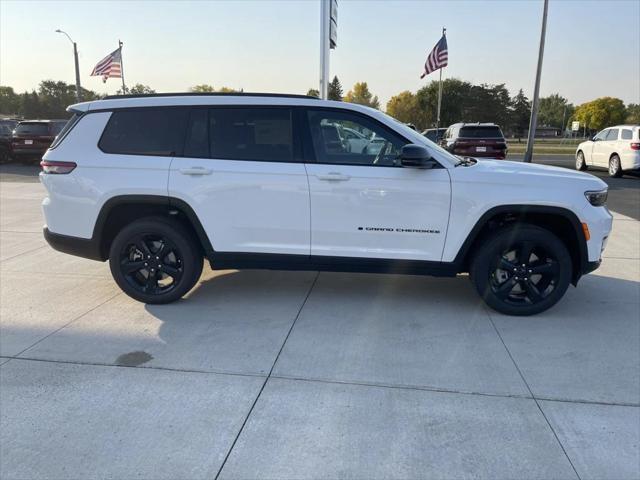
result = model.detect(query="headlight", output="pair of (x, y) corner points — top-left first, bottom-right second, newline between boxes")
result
(584, 189), (608, 206)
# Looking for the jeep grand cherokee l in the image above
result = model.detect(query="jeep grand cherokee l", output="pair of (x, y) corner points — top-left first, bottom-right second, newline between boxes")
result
(40, 93), (612, 316)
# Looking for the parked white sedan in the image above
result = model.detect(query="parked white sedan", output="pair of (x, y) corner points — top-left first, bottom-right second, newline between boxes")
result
(576, 125), (640, 177)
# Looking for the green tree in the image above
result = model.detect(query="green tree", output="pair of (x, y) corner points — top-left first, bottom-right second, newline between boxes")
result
(20, 91), (41, 118)
(509, 89), (531, 138)
(386, 91), (425, 129)
(306, 88), (320, 98)
(625, 103), (640, 124)
(344, 82), (380, 109)
(0, 86), (20, 114)
(328, 76), (343, 101)
(538, 93), (573, 130)
(415, 78), (473, 128)
(190, 84), (215, 92)
(572, 97), (626, 132)
(122, 84), (156, 95)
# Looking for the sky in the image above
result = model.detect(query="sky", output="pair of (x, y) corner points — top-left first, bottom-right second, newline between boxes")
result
(1, 0), (639, 108)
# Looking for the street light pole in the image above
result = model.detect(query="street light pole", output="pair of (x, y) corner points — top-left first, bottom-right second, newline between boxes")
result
(56, 29), (82, 103)
(524, 0), (548, 163)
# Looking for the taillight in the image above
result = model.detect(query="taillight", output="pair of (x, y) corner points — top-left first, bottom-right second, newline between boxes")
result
(630, 142), (640, 151)
(40, 160), (76, 174)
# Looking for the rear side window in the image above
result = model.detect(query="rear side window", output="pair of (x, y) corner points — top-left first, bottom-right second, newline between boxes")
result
(99, 108), (188, 156)
(606, 129), (619, 141)
(621, 129), (633, 140)
(459, 126), (504, 138)
(207, 108), (293, 162)
(14, 123), (49, 136)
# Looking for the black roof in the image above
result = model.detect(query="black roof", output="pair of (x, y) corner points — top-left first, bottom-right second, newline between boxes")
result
(103, 92), (319, 100)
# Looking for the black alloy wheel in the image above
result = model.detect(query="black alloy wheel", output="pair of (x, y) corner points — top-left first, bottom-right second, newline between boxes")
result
(471, 224), (572, 316)
(109, 217), (203, 304)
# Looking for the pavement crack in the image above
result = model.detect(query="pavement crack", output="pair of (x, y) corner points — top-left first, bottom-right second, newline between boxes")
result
(213, 271), (320, 480)
(486, 307), (583, 480)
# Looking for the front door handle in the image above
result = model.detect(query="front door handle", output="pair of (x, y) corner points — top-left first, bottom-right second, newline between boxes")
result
(317, 172), (351, 181)
(179, 167), (212, 176)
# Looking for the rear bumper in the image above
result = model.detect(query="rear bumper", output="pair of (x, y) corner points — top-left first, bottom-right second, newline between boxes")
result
(43, 227), (103, 261)
(11, 148), (47, 156)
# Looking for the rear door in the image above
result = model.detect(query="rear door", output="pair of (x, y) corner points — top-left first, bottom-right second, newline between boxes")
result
(303, 107), (451, 261)
(590, 129), (610, 166)
(168, 106), (310, 255)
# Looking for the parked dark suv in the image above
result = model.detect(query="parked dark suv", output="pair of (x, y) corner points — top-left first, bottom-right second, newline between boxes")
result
(440, 123), (508, 159)
(11, 120), (68, 161)
(0, 120), (17, 162)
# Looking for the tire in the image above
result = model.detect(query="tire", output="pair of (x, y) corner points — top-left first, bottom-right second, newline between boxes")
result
(0, 146), (9, 163)
(109, 216), (203, 304)
(608, 154), (622, 178)
(575, 151), (587, 171)
(470, 224), (572, 316)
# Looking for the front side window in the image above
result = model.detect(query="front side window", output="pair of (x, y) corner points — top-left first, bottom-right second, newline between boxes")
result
(306, 109), (406, 167)
(99, 108), (188, 156)
(594, 130), (608, 141)
(621, 129), (633, 140)
(208, 108), (293, 162)
(606, 129), (619, 141)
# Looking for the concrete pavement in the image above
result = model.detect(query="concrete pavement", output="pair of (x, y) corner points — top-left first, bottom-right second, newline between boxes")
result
(1, 179), (638, 479)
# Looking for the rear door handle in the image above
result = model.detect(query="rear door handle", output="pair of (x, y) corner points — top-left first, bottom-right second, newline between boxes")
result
(179, 167), (212, 176)
(317, 172), (351, 181)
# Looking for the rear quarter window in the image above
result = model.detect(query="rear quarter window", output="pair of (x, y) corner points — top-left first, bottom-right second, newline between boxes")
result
(99, 108), (188, 156)
(621, 129), (633, 140)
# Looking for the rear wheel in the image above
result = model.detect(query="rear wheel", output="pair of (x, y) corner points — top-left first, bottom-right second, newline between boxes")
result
(470, 225), (572, 316)
(575, 151), (587, 171)
(109, 217), (203, 304)
(608, 154), (622, 177)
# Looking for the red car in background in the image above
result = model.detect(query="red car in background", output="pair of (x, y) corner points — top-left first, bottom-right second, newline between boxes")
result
(440, 123), (508, 159)
(11, 119), (68, 161)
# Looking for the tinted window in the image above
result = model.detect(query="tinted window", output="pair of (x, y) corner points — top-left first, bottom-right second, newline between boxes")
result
(621, 129), (632, 140)
(183, 109), (209, 158)
(307, 109), (406, 167)
(606, 129), (619, 141)
(209, 108), (292, 162)
(459, 126), (504, 138)
(99, 108), (188, 156)
(14, 123), (49, 136)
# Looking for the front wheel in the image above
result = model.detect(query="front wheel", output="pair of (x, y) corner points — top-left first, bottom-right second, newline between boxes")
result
(608, 155), (622, 178)
(109, 217), (203, 304)
(470, 225), (572, 316)
(575, 151), (587, 171)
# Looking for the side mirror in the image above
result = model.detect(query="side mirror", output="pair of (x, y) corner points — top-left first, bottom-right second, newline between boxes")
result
(400, 144), (437, 168)
(592, 136), (598, 142)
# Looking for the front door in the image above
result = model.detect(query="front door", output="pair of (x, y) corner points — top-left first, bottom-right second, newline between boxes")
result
(169, 106), (310, 255)
(303, 108), (451, 261)
(590, 129), (610, 167)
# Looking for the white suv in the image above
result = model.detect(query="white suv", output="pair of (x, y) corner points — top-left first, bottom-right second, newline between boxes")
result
(40, 93), (613, 315)
(576, 125), (640, 177)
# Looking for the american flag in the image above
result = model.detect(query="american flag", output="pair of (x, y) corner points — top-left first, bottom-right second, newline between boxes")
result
(91, 48), (122, 83)
(420, 34), (448, 79)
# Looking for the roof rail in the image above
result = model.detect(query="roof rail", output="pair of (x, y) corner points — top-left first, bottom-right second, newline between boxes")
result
(103, 92), (319, 100)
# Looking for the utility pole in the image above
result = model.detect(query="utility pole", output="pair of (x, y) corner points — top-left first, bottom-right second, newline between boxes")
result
(524, 0), (548, 163)
(56, 29), (82, 102)
(319, 0), (330, 99)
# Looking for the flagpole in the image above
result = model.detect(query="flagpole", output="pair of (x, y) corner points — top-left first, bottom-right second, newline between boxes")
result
(119, 40), (126, 94)
(436, 27), (445, 131)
